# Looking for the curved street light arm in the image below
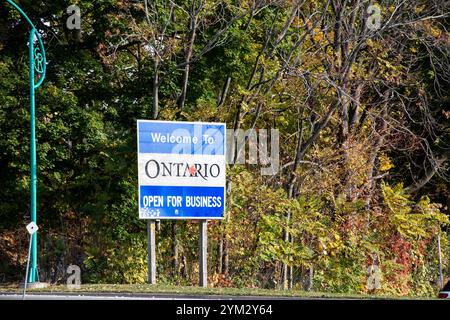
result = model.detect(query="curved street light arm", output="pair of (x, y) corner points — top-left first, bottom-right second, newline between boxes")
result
(5, 0), (47, 87)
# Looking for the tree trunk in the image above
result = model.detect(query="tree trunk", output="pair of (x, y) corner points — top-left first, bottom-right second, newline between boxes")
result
(182, 253), (189, 281)
(172, 221), (179, 276)
(282, 212), (291, 290)
(177, 14), (198, 109)
(152, 58), (159, 119)
(308, 265), (314, 291)
(404, 156), (448, 194)
(222, 177), (232, 276)
(217, 230), (223, 274)
(288, 266), (293, 289)
(223, 235), (229, 276)
(364, 91), (390, 206)
(349, 83), (363, 131)
(217, 76), (231, 108)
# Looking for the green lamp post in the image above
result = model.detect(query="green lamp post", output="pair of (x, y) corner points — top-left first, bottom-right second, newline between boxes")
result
(5, 0), (46, 283)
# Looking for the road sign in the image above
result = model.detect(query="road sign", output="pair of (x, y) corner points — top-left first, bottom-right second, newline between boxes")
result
(137, 120), (226, 219)
(26, 222), (38, 235)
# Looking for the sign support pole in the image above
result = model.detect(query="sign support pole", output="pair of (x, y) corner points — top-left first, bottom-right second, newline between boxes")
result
(147, 220), (156, 284)
(199, 219), (208, 287)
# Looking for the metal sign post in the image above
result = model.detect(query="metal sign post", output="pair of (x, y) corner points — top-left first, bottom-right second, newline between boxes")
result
(199, 220), (208, 287)
(147, 220), (157, 284)
(137, 120), (226, 286)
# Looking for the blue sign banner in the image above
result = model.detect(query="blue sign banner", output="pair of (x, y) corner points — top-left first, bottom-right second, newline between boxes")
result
(138, 121), (225, 155)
